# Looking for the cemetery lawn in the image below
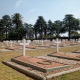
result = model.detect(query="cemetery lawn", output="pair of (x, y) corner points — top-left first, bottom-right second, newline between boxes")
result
(0, 46), (80, 80)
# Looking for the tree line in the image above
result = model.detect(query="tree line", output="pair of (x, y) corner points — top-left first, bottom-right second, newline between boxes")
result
(0, 13), (80, 41)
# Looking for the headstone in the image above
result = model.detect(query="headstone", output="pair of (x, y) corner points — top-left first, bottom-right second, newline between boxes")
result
(72, 39), (74, 44)
(20, 39), (30, 56)
(55, 38), (61, 53)
(18, 40), (21, 43)
(9, 41), (13, 47)
(6, 41), (9, 45)
(2, 41), (5, 47)
(78, 38), (80, 50)
(62, 40), (65, 46)
(45, 40), (47, 44)
(41, 40), (43, 45)
(26, 40), (31, 46)
(37, 40), (39, 44)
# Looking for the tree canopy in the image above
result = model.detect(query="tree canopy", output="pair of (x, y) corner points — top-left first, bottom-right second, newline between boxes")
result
(0, 13), (80, 40)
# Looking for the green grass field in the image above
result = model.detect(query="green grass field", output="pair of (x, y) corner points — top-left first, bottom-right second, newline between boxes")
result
(0, 46), (80, 80)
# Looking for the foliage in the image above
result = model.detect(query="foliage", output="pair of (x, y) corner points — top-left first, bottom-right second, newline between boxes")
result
(24, 23), (34, 39)
(47, 20), (54, 38)
(1, 15), (12, 39)
(0, 13), (80, 40)
(53, 20), (66, 38)
(63, 14), (80, 40)
(34, 16), (47, 39)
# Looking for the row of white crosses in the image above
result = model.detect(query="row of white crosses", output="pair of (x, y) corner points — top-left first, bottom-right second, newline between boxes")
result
(19, 38), (64, 56)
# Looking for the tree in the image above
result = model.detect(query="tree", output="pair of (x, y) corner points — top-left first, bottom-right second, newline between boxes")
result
(47, 20), (54, 38)
(33, 24), (38, 39)
(28, 24), (34, 39)
(17, 27), (27, 40)
(24, 23), (34, 39)
(8, 27), (16, 40)
(34, 16), (47, 39)
(63, 14), (79, 40)
(53, 20), (65, 38)
(2, 15), (12, 40)
(12, 13), (23, 40)
(0, 19), (5, 40)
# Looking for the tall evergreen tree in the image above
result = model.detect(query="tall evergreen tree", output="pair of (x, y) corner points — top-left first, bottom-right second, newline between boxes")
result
(47, 20), (54, 38)
(12, 13), (23, 40)
(0, 19), (5, 40)
(2, 15), (12, 40)
(34, 16), (47, 39)
(24, 23), (34, 39)
(52, 20), (66, 38)
(33, 24), (38, 39)
(63, 14), (79, 40)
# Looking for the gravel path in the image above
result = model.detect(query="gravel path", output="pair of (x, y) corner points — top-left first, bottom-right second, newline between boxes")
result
(37, 56), (80, 65)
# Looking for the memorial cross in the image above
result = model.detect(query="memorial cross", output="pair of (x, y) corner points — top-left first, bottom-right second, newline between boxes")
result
(41, 40), (43, 45)
(20, 39), (30, 56)
(6, 41), (9, 45)
(9, 41), (13, 47)
(55, 38), (61, 52)
(78, 38), (80, 50)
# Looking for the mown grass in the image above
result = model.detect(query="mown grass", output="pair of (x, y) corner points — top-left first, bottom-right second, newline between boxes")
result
(0, 46), (80, 80)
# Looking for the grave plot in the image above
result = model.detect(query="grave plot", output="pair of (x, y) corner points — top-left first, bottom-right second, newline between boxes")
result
(3, 40), (10, 47)
(48, 38), (80, 61)
(72, 39), (80, 53)
(37, 40), (51, 48)
(6, 41), (22, 50)
(48, 52), (80, 61)
(70, 39), (78, 46)
(2, 55), (70, 80)
(11, 56), (70, 72)
(38, 55), (80, 72)
(26, 46), (38, 49)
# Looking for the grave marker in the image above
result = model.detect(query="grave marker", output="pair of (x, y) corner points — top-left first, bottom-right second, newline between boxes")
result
(20, 39), (30, 56)
(78, 38), (80, 50)
(62, 40), (65, 46)
(9, 41), (13, 47)
(6, 41), (9, 45)
(41, 40), (43, 45)
(55, 38), (61, 52)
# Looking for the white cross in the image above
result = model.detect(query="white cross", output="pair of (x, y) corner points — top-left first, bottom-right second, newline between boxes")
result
(45, 40), (47, 44)
(37, 40), (39, 44)
(27, 40), (31, 45)
(78, 40), (80, 50)
(18, 40), (21, 43)
(20, 39), (30, 56)
(62, 40), (65, 46)
(6, 41), (9, 45)
(72, 40), (74, 44)
(41, 40), (43, 45)
(55, 38), (61, 53)
(9, 41), (13, 47)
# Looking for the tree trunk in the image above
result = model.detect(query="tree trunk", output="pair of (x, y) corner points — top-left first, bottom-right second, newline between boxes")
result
(35, 32), (37, 39)
(44, 29), (47, 39)
(68, 26), (70, 41)
(6, 26), (7, 40)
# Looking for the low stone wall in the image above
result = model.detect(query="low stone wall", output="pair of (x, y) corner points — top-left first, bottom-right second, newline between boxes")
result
(2, 60), (46, 80)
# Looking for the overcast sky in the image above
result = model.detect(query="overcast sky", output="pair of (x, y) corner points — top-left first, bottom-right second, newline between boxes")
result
(0, 0), (80, 36)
